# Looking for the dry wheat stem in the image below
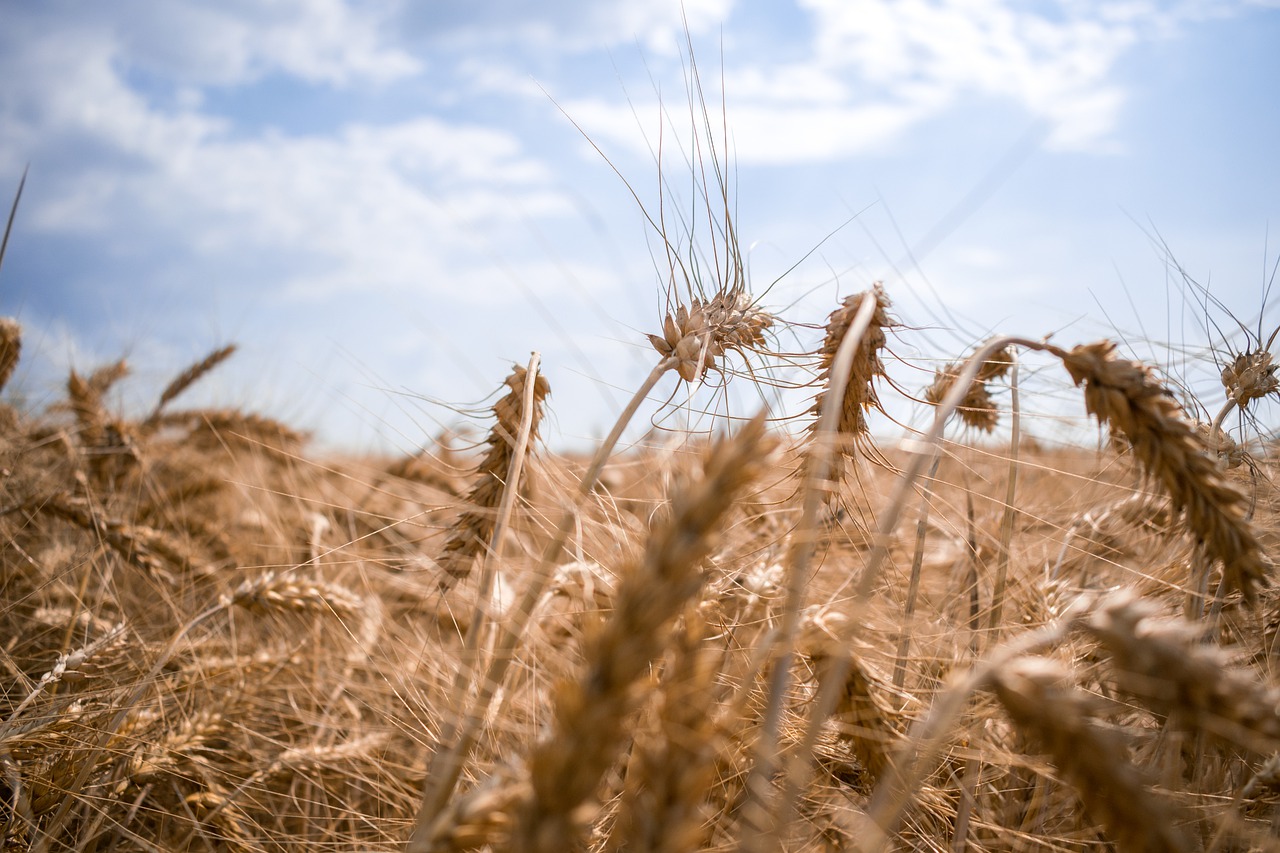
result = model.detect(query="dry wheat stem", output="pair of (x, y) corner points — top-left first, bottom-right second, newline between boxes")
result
(510, 412), (773, 853)
(891, 452), (943, 689)
(437, 361), (550, 594)
(0, 164), (26, 279)
(736, 289), (880, 852)
(988, 351), (1021, 635)
(409, 356), (679, 848)
(450, 354), (543, 739)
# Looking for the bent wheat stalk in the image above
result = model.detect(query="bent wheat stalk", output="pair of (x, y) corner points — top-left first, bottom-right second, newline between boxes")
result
(738, 288), (881, 849)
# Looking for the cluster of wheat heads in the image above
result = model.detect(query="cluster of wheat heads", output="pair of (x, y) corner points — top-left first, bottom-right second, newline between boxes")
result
(5, 96), (1280, 853)
(5, 263), (1280, 852)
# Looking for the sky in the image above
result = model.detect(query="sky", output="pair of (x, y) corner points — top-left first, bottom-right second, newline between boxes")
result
(1, 0), (1278, 453)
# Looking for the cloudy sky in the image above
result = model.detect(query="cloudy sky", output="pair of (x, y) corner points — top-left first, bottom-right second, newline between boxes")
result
(1, 0), (1277, 452)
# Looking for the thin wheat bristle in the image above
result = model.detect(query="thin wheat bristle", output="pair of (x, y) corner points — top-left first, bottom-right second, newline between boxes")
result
(510, 415), (775, 853)
(990, 655), (1193, 853)
(1057, 340), (1269, 604)
(436, 363), (549, 592)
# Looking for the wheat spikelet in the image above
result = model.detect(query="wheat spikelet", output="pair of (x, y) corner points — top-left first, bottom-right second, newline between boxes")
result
(436, 363), (550, 593)
(425, 768), (530, 852)
(148, 343), (237, 420)
(606, 610), (722, 853)
(0, 317), (20, 395)
(1221, 349), (1278, 406)
(1084, 592), (1280, 749)
(991, 655), (1193, 853)
(224, 571), (364, 618)
(800, 610), (899, 784)
(36, 493), (192, 580)
(509, 414), (774, 853)
(807, 284), (893, 471)
(123, 709), (230, 785)
(67, 360), (128, 448)
(0, 623), (127, 735)
(149, 408), (307, 450)
(648, 290), (773, 383)
(925, 343), (1014, 433)
(1056, 340), (1268, 604)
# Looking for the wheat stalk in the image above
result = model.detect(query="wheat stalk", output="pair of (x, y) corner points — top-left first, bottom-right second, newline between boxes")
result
(508, 413), (774, 853)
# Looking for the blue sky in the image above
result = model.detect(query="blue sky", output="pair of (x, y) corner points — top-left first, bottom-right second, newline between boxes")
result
(1, 0), (1277, 451)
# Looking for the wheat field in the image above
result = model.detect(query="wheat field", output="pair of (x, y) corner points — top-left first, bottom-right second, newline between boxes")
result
(3, 95), (1280, 852)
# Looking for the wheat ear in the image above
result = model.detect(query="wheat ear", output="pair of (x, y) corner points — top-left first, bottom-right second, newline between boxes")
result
(1084, 591), (1280, 750)
(991, 656), (1193, 853)
(1055, 340), (1268, 606)
(0, 317), (21, 396)
(924, 343), (1014, 433)
(509, 413), (774, 853)
(808, 283), (893, 476)
(145, 343), (237, 423)
(436, 361), (550, 594)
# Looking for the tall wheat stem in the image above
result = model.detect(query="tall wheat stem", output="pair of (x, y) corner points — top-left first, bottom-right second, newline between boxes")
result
(455, 353), (542, 700)
(891, 453), (942, 688)
(410, 356), (678, 849)
(778, 335), (1041, 841)
(736, 292), (879, 851)
(989, 352), (1020, 635)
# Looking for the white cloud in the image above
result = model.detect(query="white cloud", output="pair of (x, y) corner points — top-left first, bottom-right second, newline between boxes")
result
(392, 0), (735, 55)
(793, 0), (1150, 153)
(107, 0), (420, 86)
(0, 10), (574, 304)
